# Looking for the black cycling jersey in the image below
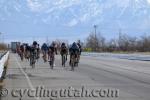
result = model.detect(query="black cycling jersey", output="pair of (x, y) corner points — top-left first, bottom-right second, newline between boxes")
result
(61, 45), (67, 54)
(48, 46), (55, 53)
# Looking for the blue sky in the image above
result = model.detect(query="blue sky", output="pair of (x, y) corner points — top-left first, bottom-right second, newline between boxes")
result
(0, 0), (150, 44)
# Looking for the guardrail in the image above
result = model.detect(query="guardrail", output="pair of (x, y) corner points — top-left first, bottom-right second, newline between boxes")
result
(0, 51), (9, 79)
(82, 52), (150, 61)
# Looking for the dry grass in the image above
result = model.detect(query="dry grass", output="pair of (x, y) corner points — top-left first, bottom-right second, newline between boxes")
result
(0, 43), (7, 50)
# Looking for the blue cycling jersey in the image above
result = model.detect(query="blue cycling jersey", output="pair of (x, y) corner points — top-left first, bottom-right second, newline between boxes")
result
(41, 44), (48, 51)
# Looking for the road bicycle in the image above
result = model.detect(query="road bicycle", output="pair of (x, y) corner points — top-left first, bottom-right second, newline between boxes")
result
(62, 54), (67, 67)
(30, 52), (36, 68)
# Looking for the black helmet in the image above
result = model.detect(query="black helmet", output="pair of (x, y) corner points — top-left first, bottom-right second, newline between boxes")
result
(62, 42), (65, 46)
(33, 41), (37, 46)
(43, 43), (46, 45)
(52, 41), (55, 46)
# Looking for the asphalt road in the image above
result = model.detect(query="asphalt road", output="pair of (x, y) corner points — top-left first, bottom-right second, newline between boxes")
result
(2, 53), (150, 100)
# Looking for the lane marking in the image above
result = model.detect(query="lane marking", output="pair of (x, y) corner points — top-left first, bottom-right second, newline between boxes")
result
(14, 55), (40, 100)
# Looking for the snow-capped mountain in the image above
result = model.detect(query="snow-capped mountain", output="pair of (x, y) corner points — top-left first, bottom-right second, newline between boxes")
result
(0, 0), (150, 42)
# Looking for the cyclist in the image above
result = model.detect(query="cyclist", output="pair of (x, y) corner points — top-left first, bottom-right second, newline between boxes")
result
(19, 44), (25, 61)
(53, 41), (58, 55)
(41, 43), (48, 62)
(25, 44), (30, 60)
(32, 41), (38, 54)
(29, 41), (38, 67)
(33, 41), (38, 47)
(69, 42), (80, 66)
(16, 44), (20, 55)
(77, 41), (82, 63)
(60, 42), (68, 66)
(36, 44), (40, 60)
(48, 42), (56, 69)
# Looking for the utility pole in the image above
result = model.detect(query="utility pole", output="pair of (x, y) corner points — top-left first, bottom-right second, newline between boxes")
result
(94, 25), (98, 51)
(94, 25), (97, 35)
(118, 28), (122, 51)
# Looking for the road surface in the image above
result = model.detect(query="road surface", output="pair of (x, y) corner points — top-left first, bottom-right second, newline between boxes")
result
(1, 53), (150, 100)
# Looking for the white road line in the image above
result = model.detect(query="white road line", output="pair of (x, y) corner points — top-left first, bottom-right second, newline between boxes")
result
(14, 55), (40, 100)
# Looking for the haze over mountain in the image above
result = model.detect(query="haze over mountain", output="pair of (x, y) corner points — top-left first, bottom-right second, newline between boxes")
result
(0, 0), (150, 43)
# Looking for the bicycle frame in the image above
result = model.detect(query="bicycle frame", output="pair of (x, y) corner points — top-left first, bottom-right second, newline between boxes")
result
(42, 51), (47, 62)
(62, 54), (67, 67)
(30, 53), (36, 68)
(48, 52), (55, 69)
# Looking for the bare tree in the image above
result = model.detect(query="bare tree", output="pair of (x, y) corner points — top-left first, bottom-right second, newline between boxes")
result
(139, 35), (150, 52)
(84, 30), (150, 52)
(86, 33), (96, 51)
(85, 32), (105, 52)
(106, 39), (118, 52)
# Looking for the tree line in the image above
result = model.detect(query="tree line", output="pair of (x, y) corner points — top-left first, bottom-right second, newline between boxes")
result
(83, 33), (150, 52)
(0, 43), (7, 50)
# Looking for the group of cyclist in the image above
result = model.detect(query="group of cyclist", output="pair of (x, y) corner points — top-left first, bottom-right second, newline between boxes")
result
(16, 41), (82, 71)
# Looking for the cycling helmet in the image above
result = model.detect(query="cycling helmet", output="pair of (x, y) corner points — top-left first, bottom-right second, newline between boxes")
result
(62, 42), (65, 46)
(33, 41), (37, 46)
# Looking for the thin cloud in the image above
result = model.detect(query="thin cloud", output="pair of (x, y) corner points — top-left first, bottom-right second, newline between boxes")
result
(147, 0), (150, 4)
(26, 0), (48, 12)
(67, 19), (78, 27)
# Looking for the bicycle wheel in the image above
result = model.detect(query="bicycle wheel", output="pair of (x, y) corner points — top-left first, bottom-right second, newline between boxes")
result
(49, 56), (54, 69)
(49, 60), (53, 69)
(71, 55), (75, 71)
(75, 56), (79, 67)
(32, 57), (36, 68)
(30, 54), (36, 68)
(62, 55), (66, 67)
(20, 53), (24, 61)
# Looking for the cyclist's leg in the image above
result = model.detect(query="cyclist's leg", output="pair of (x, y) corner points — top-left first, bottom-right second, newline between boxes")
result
(66, 54), (67, 61)
(45, 51), (48, 61)
(20, 51), (23, 61)
(71, 54), (75, 71)
(62, 54), (66, 66)
(28, 51), (30, 60)
(29, 53), (32, 66)
(69, 54), (72, 65)
(61, 54), (63, 66)
(53, 53), (55, 67)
